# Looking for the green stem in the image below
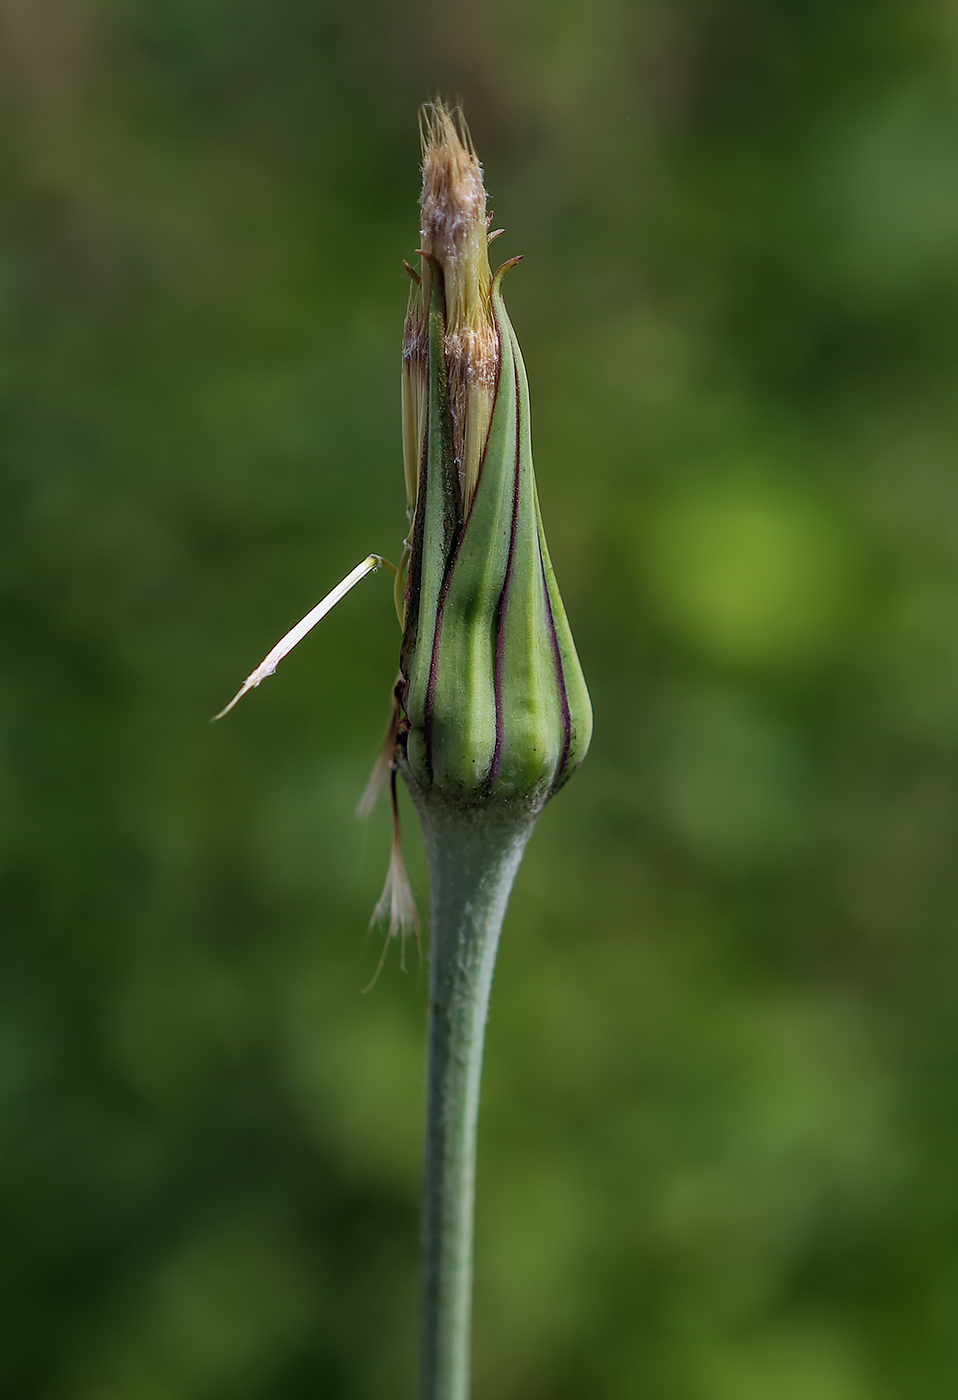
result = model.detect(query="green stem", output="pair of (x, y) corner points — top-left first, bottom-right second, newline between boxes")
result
(413, 796), (539, 1400)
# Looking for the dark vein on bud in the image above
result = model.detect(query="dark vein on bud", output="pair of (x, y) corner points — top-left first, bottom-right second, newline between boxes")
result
(540, 549), (572, 782)
(488, 350), (525, 788)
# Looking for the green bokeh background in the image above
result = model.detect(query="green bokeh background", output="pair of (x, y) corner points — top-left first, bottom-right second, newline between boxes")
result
(5, 1), (958, 1396)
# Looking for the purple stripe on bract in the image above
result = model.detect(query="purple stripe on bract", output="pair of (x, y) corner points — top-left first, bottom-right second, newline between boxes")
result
(539, 551), (572, 784)
(488, 352), (524, 786)
(462, 317), (504, 516)
(422, 520), (459, 773)
(422, 309), (505, 773)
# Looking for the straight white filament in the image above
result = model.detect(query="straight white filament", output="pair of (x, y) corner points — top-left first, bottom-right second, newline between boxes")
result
(212, 554), (386, 721)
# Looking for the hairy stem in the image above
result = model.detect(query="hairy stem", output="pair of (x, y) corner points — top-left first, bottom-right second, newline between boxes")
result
(412, 795), (540, 1400)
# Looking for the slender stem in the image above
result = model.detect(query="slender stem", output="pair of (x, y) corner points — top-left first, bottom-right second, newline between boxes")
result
(413, 797), (539, 1400)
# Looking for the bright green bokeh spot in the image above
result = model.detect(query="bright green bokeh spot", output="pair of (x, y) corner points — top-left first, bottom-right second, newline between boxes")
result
(643, 484), (861, 665)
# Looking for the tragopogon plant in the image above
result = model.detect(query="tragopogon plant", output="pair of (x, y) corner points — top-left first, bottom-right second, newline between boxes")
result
(216, 101), (591, 1400)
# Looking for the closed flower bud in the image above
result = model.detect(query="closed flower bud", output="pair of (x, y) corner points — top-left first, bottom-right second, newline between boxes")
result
(214, 103), (592, 949)
(398, 104), (591, 808)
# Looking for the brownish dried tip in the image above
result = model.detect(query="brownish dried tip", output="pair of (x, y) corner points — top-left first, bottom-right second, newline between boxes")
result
(402, 101), (500, 512)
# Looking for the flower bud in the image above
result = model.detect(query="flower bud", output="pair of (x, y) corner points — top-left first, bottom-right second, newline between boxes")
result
(398, 104), (591, 808)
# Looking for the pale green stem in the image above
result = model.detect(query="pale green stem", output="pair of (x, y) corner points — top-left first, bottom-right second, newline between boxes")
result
(412, 795), (540, 1400)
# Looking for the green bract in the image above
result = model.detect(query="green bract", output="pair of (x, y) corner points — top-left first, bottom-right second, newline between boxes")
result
(398, 166), (591, 806)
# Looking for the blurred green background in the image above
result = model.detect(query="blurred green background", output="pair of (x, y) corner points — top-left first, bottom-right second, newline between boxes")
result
(4, 0), (958, 1396)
